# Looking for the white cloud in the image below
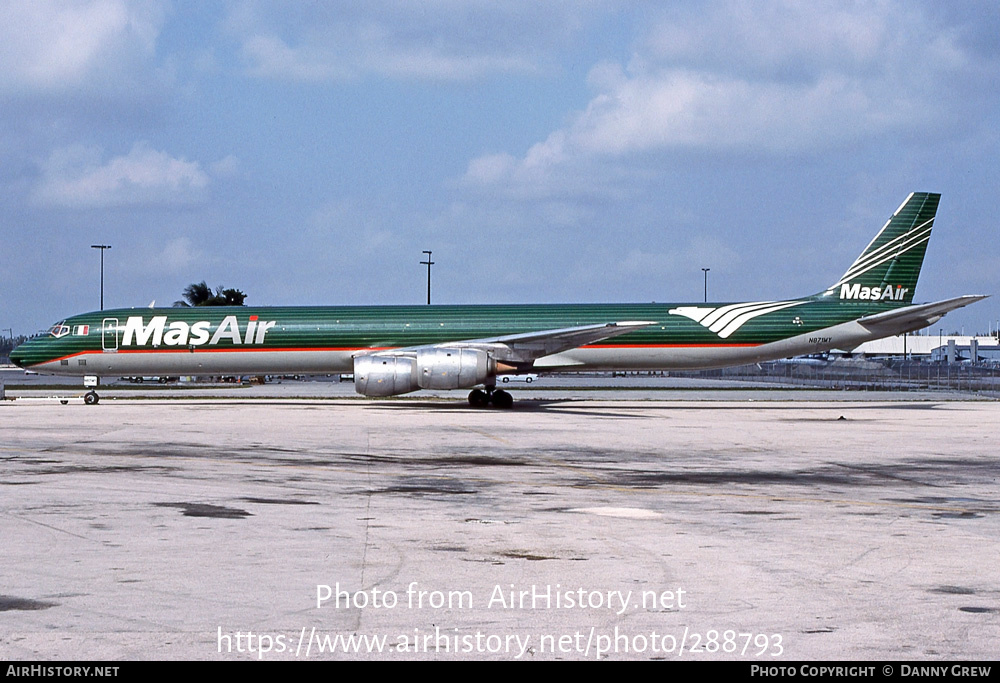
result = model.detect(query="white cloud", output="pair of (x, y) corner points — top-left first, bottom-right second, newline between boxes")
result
(0, 0), (167, 92)
(226, 1), (595, 82)
(463, 153), (518, 186)
(462, 1), (975, 197)
(240, 32), (536, 83)
(641, 1), (969, 80)
(34, 142), (211, 208)
(159, 237), (203, 272)
(552, 69), (924, 156)
(210, 155), (241, 179)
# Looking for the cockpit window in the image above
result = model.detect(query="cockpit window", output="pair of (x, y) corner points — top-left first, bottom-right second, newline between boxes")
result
(48, 321), (70, 338)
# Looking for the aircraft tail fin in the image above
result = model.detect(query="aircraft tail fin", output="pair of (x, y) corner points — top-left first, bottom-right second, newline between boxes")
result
(821, 192), (939, 305)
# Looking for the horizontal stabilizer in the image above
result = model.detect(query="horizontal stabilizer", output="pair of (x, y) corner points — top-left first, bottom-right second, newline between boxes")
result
(857, 295), (988, 335)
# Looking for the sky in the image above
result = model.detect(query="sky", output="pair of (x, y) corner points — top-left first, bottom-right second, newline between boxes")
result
(2, 0), (999, 337)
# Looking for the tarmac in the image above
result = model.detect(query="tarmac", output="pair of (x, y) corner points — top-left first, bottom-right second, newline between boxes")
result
(1, 372), (998, 660)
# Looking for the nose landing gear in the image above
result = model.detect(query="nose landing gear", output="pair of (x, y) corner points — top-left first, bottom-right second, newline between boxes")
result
(83, 376), (101, 405)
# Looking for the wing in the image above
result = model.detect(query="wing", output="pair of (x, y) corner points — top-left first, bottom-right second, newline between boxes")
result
(358, 320), (656, 366)
(447, 320), (657, 365)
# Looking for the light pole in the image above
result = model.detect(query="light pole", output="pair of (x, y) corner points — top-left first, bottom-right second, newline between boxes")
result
(91, 244), (112, 310)
(421, 250), (434, 305)
(701, 268), (710, 303)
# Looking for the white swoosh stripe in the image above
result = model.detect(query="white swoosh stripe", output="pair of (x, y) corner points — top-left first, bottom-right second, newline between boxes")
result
(717, 301), (806, 338)
(833, 228), (931, 288)
(849, 192), (918, 262)
(669, 300), (807, 338)
(708, 301), (782, 334)
(700, 301), (772, 329)
(666, 306), (714, 323)
(841, 221), (932, 280)
(837, 219), (933, 284)
(844, 215), (932, 271)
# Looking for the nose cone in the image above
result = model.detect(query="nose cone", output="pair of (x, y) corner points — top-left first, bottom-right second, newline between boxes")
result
(9, 337), (44, 369)
(9, 342), (28, 368)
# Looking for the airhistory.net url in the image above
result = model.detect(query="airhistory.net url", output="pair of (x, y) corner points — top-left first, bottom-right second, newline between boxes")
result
(217, 626), (784, 659)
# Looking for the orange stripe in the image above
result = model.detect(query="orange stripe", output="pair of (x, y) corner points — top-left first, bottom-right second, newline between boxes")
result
(37, 341), (759, 365)
(38, 346), (389, 364)
(583, 343), (760, 348)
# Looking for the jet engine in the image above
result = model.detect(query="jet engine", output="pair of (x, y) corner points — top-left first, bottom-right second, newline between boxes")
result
(353, 354), (418, 396)
(354, 348), (494, 397)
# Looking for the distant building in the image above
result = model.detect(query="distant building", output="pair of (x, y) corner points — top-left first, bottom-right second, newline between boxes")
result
(847, 335), (999, 362)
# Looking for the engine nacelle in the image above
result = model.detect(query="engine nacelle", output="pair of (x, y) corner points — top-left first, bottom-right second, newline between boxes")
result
(353, 348), (494, 396)
(354, 355), (417, 396)
(415, 347), (494, 390)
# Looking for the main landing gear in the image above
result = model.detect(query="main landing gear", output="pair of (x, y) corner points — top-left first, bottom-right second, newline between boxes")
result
(84, 391), (100, 405)
(468, 386), (514, 409)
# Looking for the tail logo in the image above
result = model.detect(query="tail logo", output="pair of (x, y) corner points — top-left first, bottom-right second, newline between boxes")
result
(669, 300), (806, 339)
(839, 283), (909, 301)
(823, 206), (934, 298)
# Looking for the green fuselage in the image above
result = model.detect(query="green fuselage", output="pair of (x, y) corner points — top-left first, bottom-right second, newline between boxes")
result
(11, 297), (902, 378)
(12, 192), (977, 393)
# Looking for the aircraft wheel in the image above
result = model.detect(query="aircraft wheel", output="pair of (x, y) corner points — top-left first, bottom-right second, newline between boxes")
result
(468, 389), (489, 407)
(491, 390), (513, 409)
(84, 391), (100, 406)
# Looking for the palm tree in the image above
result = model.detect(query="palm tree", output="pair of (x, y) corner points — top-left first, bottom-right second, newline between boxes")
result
(174, 282), (247, 307)
(217, 288), (247, 306)
(174, 281), (213, 307)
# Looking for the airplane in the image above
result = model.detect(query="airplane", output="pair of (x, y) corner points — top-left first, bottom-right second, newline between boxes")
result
(10, 192), (986, 407)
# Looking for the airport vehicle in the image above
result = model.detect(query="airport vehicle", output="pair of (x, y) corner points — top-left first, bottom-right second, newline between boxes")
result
(122, 375), (178, 384)
(501, 373), (538, 384)
(10, 193), (985, 407)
